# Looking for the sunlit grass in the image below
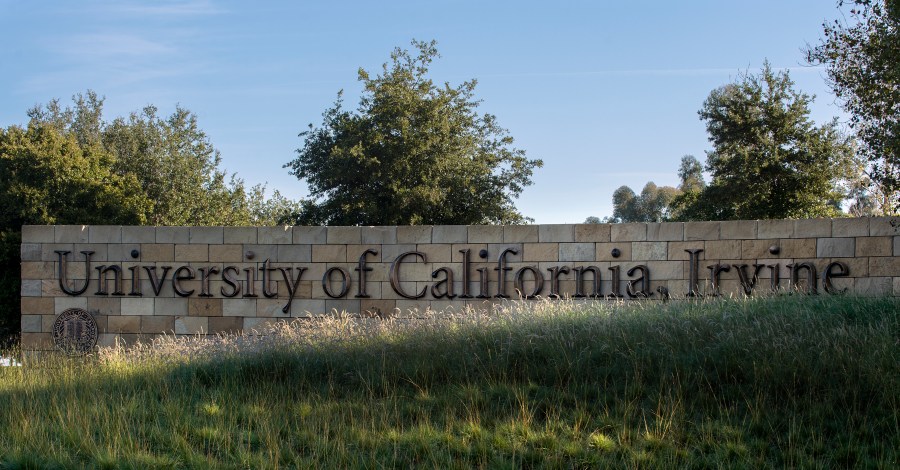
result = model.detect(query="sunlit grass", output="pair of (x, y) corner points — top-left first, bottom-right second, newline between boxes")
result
(0, 295), (897, 467)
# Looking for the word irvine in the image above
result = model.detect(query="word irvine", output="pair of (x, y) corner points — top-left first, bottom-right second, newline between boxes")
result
(55, 246), (851, 313)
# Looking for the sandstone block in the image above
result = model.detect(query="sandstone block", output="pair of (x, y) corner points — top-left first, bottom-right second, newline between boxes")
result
(156, 227), (189, 243)
(397, 226), (432, 244)
(87, 297), (121, 317)
(174, 244), (209, 262)
(856, 236), (894, 257)
(432, 225), (468, 243)
(647, 223), (683, 241)
(54, 296), (87, 314)
(632, 242), (667, 261)
(257, 299), (289, 317)
(361, 299), (397, 318)
(327, 226), (361, 244)
(719, 220), (757, 240)
(142, 316), (174, 334)
(816, 238), (855, 258)
(22, 225), (55, 243)
(155, 298), (188, 316)
(20, 333), (53, 349)
(758, 220), (794, 239)
(259, 226), (293, 244)
(21, 315), (42, 333)
(223, 298), (257, 317)
(209, 244), (244, 263)
(575, 224), (611, 242)
(189, 298), (223, 317)
(224, 227), (258, 244)
(504, 225), (539, 243)
(89, 226), (122, 244)
(596, 242), (631, 261)
(108, 315), (141, 334)
(781, 239), (816, 258)
(293, 226), (327, 244)
(277, 244), (312, 262)
(469, 225), (503, 243)
(869, 217), (897, 236)
(708, 240), (742, 260)
(794, 219), (831, 238)
(684, 222), (720, 241)
(55, 225), (89, 243)
(141, 244), (175, 262)
(611, 223), (646, 242)
(21, 297), (53, 315)
(361, 226), (397, 244)
(121, 298), (154, 316)
(312, 245), (346, 263)
(559, 243), (595, 262)
(189, 227), (224, 244)
(122, 226), (156, 244)
(208, 317), (243, 334)
(855, 277), (892, 296)
(291, 299), (326, 316)
(20, 243), (41, 261)
(174, 316), (207, 335)
(523, 243), (559, 262)
(869, 257), (900, 277)
(832, 218), (868, 237)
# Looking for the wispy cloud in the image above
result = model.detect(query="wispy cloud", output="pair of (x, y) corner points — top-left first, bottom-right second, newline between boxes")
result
(106, 0), (222, 17)
(55, 33), (174, 61)
(480, 66), (826, 79)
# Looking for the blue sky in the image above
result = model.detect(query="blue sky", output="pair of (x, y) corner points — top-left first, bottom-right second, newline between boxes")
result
(0, 0), (851, 223)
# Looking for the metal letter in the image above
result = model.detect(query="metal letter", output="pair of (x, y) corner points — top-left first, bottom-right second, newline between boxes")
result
(546, 266), (570, 298)
(626, 265), (651, 298)
(514, 266), (544, 299)
(494, 248), (518, 298)
(221, 266), (241, 297)
(55, 250), (93, 296)
(279, 267), (307, 313)
(143, 266), (172, 296)
(199, 266), (220, 297)
(322, 267), (351, 298)
(787, 262), (817, 294)
(389, 251), (427, 299)
(355, 249), (378, 298)
(685, 249), (703, 297)
(573, 266), (601, 298)
(431, 267), (456, 299)
(94, 265), (124, 296)
(822, 261), (849, 294)
(172, 266), (196, 297)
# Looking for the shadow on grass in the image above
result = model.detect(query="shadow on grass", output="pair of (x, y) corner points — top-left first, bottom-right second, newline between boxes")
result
(0, 295), (897, 467)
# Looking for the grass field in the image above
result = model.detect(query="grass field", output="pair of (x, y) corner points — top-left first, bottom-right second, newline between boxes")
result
(0, 295), (897, 468)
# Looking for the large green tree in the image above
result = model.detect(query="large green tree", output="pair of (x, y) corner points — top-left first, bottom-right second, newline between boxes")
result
(0, 123), (150, 340)
(677, 63), (857, 220)
(285, 40), (542, 226)
(808, 0), (900, 214)
(610, 182), (680, 223)
(29, 92), (267, 226)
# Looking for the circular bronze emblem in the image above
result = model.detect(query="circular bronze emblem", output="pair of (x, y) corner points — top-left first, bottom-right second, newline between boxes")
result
(52, 308), (98, 355)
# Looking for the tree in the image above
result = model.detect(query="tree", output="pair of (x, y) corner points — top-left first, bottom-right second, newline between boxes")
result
(28, 92), (271, 226)
(808, 0), (900, 214)
(677, 63), (857, 220)
(611, 182), (680, 223)
(677, 155), (705, 192)
(285, 40), (542, 226)
(0, 123), (150, 339)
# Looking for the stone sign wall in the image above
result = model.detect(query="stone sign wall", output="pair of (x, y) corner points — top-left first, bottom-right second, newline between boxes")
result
(20, 217), (900, 349)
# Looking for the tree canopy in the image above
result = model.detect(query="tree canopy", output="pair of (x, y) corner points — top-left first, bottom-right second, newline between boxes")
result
(674, 63), (857, 220)
(808, 0), (900, 214)
(285, 40), (542, 226)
